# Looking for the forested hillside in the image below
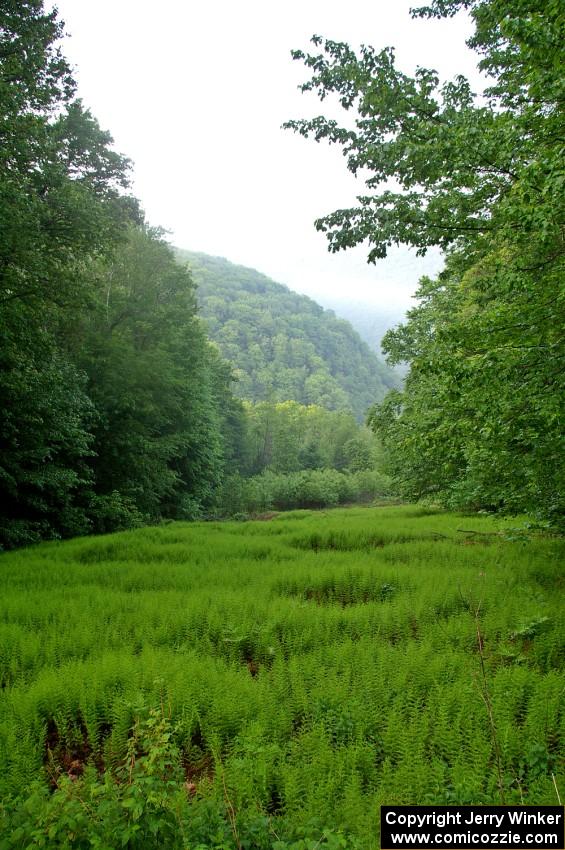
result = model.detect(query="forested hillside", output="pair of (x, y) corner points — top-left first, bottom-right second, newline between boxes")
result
(313, 297), (401, 354)
(177, 250), (399, 420)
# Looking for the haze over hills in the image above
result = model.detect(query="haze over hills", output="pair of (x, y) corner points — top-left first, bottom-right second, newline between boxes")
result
(273, 244), (444, 355)
(312, 296), (406, 356)
(177, 250), (400, 421)
(309, 297), (411, 378)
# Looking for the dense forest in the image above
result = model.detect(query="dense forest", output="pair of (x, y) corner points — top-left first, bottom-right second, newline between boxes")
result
(0, 3), (239, 548)
(215, 400), (391, 517)
(0, 2), (390, 550)
(286, 0), (564, 528)
(0, 0), (563, 550)
(178, 250), (398, 420)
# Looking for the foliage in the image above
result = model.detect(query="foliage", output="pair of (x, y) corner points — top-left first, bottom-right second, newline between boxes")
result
(0, 312), (95, 547)
(178, 251), (399, 421)
(0, 3), (246, 547)
(216, 468), (391, 515)
(0, 3), (118, 545)
(72, 226), (237, 526)
(0, 1), (135, 547)
(369, 248), (564, 523)
(240, 401), (379, 476)
(285, 0), (564, 524)
(0, 507), (563, 847)
(213, 401), (390, 515)
(0, 705), (362, 848)
(1, 707), (188, 850)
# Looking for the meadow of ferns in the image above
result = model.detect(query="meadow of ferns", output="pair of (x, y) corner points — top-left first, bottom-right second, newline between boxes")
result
(0, 505), (563, 848)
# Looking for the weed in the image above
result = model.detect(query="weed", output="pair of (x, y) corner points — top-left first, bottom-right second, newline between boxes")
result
(0, 505), (563, 847)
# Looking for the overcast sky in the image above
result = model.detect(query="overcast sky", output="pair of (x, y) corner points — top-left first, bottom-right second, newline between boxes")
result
(51, 0), (480, 315)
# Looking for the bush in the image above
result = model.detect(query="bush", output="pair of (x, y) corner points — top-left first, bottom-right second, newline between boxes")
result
(0, 706), (361, 850)
(1, 707), (187, 849)
(217, 468), (393, 515)
(88, 491), (146, 534)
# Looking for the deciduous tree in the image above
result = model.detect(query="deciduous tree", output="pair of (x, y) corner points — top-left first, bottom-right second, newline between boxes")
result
(286, 0), (564, 523)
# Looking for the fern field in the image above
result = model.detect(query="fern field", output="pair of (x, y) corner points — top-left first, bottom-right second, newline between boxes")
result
(0, 506), (563, 848)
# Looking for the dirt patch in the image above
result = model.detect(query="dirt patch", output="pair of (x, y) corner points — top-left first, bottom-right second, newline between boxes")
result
(182, 751), (214, 796)
(246, 658), (260, 677)
(44, 716), (94, 786)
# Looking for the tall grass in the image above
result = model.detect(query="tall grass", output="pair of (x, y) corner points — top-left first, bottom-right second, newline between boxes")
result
(0, 506), (563, 846)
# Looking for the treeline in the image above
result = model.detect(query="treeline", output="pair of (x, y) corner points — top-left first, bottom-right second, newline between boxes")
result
(7, 0), (555, 549)
(241, 401), (378, 475)
(0, 4), (237, 548)
(179, 250), (399, 421)
(0, 2), (389, 549)
(216, 401), (391, 515)
(287, 0), (564, 527)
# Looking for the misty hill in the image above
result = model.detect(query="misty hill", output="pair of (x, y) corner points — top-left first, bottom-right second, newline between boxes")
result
(313, 297), (405, 355)
(177, 250), (399, 420)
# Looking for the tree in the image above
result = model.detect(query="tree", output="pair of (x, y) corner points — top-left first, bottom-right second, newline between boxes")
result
(240, 400), (373, 475)
(285, 0), (564, 523)
(64, 225), (244, 527)
(0, 2), (133, 305)
(0, 2), (134, 547)
(0, 2), (251, 547)
(284, 1), (562, 262)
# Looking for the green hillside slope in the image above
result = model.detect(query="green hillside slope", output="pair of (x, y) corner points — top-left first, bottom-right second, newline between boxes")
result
(314, 297), (404, 354)
(177, 250), (399, 420)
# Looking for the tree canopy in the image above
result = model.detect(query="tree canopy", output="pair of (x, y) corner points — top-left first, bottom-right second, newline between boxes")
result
(286, 0), (564, 524)
(0, 3), (244, 546)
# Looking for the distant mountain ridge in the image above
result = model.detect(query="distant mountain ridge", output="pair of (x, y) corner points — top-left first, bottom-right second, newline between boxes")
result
(176, 250), (399, 420)
(311, 296), (405, 355)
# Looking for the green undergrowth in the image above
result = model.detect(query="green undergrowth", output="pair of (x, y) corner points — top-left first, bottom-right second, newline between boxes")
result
(0, 505), (563, 848)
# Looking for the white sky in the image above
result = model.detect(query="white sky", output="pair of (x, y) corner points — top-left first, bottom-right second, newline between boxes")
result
(51, 0), (480, 314)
